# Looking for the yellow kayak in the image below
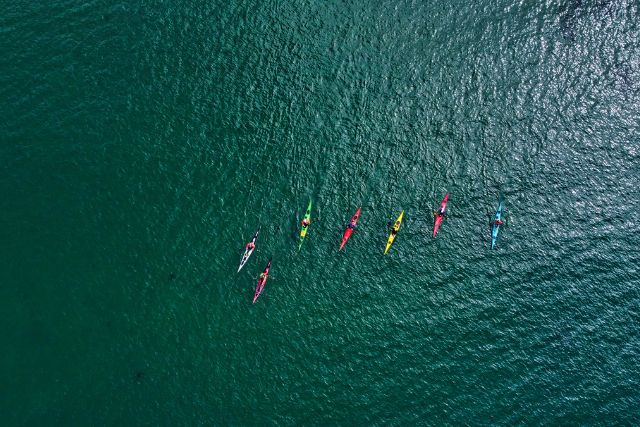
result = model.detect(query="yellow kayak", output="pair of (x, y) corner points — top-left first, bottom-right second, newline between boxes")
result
(384, 211), (404, 255)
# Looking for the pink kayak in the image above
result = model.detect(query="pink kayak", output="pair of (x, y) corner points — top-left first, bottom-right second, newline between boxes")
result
(339, 207), (361, 251)
(252, 258), (272, 304)
(433, 193), (449, 237)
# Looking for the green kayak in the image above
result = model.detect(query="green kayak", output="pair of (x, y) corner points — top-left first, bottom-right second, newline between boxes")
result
(299, 200), (312, 250)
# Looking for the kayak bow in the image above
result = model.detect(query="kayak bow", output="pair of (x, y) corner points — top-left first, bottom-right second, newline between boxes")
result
(238, 227), (260, 272)
(298, 200), (312, 251)
(384, 211), (404, 255)
(491, 198), (504, 249)
(433, 193), (449, 237)
(252, 258), (272, 304)
(339, 207), (361, 251)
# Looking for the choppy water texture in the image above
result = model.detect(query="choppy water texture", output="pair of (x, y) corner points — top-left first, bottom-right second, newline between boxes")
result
(2, 0), (639, 424)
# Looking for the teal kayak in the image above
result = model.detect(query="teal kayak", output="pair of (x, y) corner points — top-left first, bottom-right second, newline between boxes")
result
(491, 198), (504, 249)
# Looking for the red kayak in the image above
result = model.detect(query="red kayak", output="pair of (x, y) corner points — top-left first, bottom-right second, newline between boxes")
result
(252, 258), (272, 304)
(339, 207), (361, 251)
(433, 193), (449, 237)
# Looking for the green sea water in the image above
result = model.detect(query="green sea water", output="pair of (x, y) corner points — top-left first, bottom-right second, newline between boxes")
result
(2, 0), (639, 424)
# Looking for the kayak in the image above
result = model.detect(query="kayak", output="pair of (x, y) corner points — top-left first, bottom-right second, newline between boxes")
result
(252, 258), (272, 304)
(298, 200), (312, 250)
(491, 198), (504, 249)
(237, 227), (260, 272)
(433, 193), (449, 237)
(339, 207), (361, 251)
(384, 211), (404, 255)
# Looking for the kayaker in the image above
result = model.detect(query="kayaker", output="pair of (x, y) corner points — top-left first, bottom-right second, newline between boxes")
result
(246, 241), (255, 250)
(493, 219), (503, 226)
(301, 218), (310, 227)
(347, 222), (356, 230)
(259, 272), (266, 282)
(391, 228), (398, 236)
